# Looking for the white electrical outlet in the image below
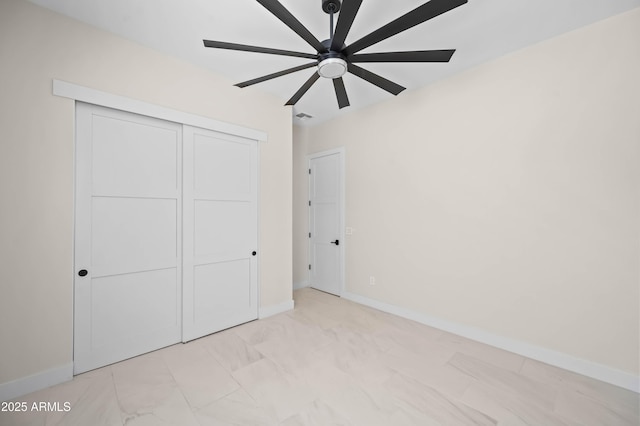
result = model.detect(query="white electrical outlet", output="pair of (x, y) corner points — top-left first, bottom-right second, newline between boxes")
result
(346, 227), (353, 235)
(369, 276), (375, 286)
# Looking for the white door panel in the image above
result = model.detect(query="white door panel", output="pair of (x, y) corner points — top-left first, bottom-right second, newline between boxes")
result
(74, 103), (182, 374)
(91, 114), (178, 197)
(91, 197), (178, 277)
(91, 268), (179, 348)
(194, 260), (252, 319)
(183, 126), (258, 342)
(194, 135), (252, 196)
(313, 244), (340, 284)
(309, 150), (344, 296)
(194, 200), (253, 260)
(314, 203), (339, 238)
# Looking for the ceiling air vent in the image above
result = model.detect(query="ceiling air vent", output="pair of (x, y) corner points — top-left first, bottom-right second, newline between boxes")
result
(295, 112), (313, 121)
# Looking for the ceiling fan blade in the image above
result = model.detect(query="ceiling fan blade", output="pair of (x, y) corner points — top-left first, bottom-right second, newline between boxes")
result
(349, 49), (455, 63)
(347, 63), (405, 96)
(333, 77), (350, 109)
(256, 0), (327, 53)
(344, 0), (467, 56)
(235, 62), (318, 88)
(285, 72), (321, 106)
(203, 40), (317, 59)
(331, 0), (363, 52)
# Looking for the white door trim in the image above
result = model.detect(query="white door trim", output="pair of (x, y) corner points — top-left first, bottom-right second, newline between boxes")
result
(307, 148), (346, 296)
(52, 79), (268, 142)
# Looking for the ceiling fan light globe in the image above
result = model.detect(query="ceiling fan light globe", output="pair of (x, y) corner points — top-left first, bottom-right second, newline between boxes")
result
(317, 57), (347, 79)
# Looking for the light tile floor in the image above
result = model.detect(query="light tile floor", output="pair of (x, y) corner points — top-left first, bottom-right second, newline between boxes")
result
(1, 288), (638, 425)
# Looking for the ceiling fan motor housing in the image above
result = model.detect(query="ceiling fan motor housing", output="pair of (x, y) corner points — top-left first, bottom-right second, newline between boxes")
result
(317, 57), (347, 79)
(322, 0), (341, 14)
(317, 39), (347, 79)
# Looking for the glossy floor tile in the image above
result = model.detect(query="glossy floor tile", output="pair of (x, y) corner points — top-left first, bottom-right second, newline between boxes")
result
(1, 288), (638, 425)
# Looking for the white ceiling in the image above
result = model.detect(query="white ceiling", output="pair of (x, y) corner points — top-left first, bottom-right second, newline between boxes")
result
(28, 0), (640, 126)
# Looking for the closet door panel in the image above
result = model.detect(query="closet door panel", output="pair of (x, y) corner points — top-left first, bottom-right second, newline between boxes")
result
(91, 197), (178, 277)
(194, 135), (252, 196)
(194, 200), (252, 260)
(183, 126), (258, 342)
(193, 260), (252, 320)
(91, 114), (178, 196)
(74, 103), (182, 374)
(91, 269), (178, 348)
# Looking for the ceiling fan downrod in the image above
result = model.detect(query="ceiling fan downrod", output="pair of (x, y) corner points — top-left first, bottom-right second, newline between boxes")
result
(322, 0), (341, 39)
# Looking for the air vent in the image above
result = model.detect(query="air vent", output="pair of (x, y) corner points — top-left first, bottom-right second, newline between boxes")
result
(295, 112), (313, 120)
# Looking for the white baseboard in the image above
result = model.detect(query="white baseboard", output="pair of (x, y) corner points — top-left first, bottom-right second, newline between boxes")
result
(342, 291), (639, 393)
(0, 363), (73, 402)
(293, 280), (310, 290)
(259, 299), (295, 319)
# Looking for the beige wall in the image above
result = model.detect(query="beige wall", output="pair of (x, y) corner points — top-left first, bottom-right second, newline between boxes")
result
(292, 126), (310, 288)
(0, 0), (292, 385)
(295, 8), (640, 375)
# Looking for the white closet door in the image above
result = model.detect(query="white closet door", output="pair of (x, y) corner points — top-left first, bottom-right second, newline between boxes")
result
(182, 126), (258, 342)
(74, 103), (182, 374)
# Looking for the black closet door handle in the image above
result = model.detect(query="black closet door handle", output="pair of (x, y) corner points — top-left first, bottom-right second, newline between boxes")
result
(78, 269), (88, 277)
(331, 240), (339, 246)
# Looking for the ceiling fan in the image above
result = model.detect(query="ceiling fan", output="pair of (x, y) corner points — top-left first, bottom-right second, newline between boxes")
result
(203, 0), (467, 109)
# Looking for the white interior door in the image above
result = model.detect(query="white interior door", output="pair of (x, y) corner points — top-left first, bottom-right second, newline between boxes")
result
(74, 103), (182, 374)
(309, 150), (344, 296)
(182, 126), (258, 342)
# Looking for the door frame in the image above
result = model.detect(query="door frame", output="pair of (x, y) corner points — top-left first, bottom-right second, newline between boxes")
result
(307, 147), (346, 296)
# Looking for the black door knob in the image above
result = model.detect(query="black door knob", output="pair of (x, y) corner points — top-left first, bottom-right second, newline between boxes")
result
(331, 240), (339, 246)
(252, 251), (257, 256)
(78, 269), (88, 277)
